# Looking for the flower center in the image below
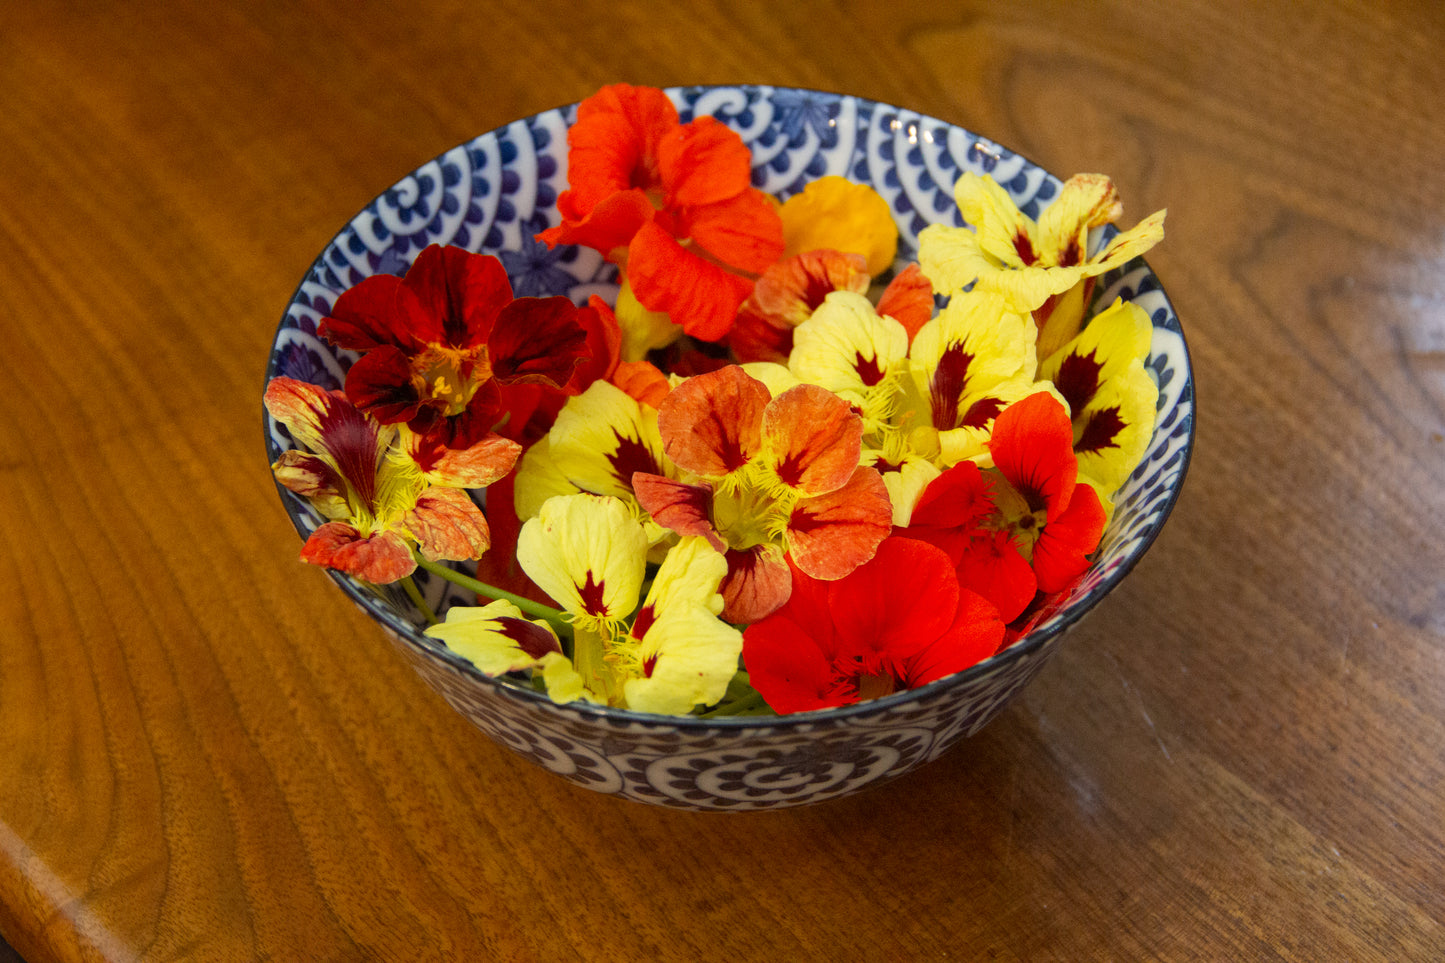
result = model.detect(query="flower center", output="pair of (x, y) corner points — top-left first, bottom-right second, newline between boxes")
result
(414, 347), (482, 417)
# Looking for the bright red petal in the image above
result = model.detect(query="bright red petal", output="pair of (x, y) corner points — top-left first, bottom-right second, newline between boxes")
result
(742, 612), (851, 714)
(786, 467), (892, 580)
(827, 536), (959, 662)
(902, 587), (1005, 686)
(909, 460), (995, 531)
(1031, 482), (1106, 593)
(537, 188), (656, 258)
(559, 84), (679, 215)
(956, 530), (1037, 623)
(681, 187), (787, 275)
(657, 115), (755, 210)
(657, 365), (768, 478)
(988, 393), (1078, 517)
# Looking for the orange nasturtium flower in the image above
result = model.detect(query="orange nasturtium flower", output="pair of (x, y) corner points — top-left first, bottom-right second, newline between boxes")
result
(536, 83), (784, 343)
(742, 538), (1005, 713)
(265, 377), (512, 584)
(918, 172), (1165, 360)
(632, 365), (893, 623)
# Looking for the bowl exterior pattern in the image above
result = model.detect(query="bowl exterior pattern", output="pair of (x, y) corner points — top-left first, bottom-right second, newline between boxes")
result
(265, 85), (1194, 810)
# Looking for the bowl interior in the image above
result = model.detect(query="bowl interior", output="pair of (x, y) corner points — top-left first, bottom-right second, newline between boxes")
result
(263, 84), (1194, 728)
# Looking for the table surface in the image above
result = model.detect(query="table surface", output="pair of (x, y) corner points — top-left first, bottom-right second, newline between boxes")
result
(4, 1), (1444, 960)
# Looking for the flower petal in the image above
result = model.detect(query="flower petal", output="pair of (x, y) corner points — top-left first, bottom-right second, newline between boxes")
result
(403, 486), (491, 562)
(875, 262), (935, 343)
(516, 493), (648, 625)
(406, 429), (521, 489)
(632, 473), (725, 553)
(987, 393), (1078, 518)
(1031, 479), (1106, 594)
(300, 523), (415, 583)
(719, 543), (792, 623)
(785, 466), (892, 580)
(901, 587), (1005, 687)
(790, 291), (909, 403)
(626, 219), (756, 342)
(549, 379), (670, 500)
(956, 530), (1037, 623)
(761, 383), (864, 496)
(487, 295), (591, 388)
(424, 599), (563, 676)
(403, 244), (515, 350)
(742, 609), (848, 713)
(778, 176), (898, 277)
(657, 365), (769, 480)
(827, 536), (960, 662)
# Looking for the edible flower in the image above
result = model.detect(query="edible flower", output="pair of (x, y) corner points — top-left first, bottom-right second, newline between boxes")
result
(918, 172), (1165, 359)
(742, 538), (1004, 713)
(265, 377), (503, 583)
(536, 83), (784, 342)
(319, 244), (592, 449)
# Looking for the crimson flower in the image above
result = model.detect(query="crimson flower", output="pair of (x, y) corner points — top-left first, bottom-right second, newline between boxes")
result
(319, 244), (592, 449)
(742, 538), (1004, 713)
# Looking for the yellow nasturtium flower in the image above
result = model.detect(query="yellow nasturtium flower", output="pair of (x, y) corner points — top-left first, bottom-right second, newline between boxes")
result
(1038, 298), (1158, 494)
(424, 600), (587, 704)
(918, 172), (1165, 360)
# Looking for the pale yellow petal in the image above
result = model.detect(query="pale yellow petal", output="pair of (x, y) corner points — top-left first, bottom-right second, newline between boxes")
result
(790, 291), (909, 405)
(621, 607), (743, 715)
(423, 600), (560, 676)
(515, 493), (648, 627)
(548, 379), (668, 501)
(616, 277), (684, 361)
(513, 437), (580, 521)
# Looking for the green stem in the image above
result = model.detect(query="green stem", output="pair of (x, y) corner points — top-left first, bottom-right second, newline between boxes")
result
(412, 554), (571, 635)
(698, 688), (772, 718)
(399, 575), (438, 625)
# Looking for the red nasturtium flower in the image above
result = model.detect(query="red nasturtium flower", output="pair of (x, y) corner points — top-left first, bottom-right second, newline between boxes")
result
(985, 391), (1108, 594)
(535, 83), (784, 342)
(742, 538), (1005, 713)
(318, 244), (593, 454)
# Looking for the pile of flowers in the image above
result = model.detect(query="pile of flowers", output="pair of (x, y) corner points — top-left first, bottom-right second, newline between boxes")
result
(266, 84), (1166, 717)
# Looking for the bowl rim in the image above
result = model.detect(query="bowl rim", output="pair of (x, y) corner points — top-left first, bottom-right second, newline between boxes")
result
(262, 82), (1195, 731)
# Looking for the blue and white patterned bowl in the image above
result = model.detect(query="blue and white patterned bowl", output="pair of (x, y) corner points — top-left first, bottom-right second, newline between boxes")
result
(263, 85), (1194, 811)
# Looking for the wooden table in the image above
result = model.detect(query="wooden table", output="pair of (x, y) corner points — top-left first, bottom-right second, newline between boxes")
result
(3, 1), (1442, 959)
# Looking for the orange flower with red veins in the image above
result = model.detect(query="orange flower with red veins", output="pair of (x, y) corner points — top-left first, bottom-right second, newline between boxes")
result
(265, 377), (502, 584)
(536, 84), (784, 342)
(319, 244), (591, 448)
(730, 249), (871, 363)
(742, 538), (1004, 713)
(986, 392), (1107, 594)
(632, 365), (892, 623)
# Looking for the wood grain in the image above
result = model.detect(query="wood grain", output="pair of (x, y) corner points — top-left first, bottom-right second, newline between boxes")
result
(2, 1), (1443, 959)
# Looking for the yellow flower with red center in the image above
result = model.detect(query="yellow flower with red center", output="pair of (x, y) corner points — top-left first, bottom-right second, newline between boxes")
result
(918, 172), (1165, 360)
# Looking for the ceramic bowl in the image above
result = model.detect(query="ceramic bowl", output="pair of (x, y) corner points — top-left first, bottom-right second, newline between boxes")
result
(263, 85), (1194, 810)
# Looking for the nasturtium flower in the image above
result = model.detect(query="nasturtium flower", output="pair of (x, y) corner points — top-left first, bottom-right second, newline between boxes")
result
(633, 365), (891, 622)
(614, 536), (742, 715)
(536, 83), (784, 342)
(265, 377), (498, 583)
(1038, 298), (1158, 493)
(515, 493), (649, 637)
(318, 244), (592, 448)
(778, 176), (898, 277)
(918, 172), (1166, 360)
(906, 288), (1049, 465)
(730, 249), (871, 364)
(742, 538), (1004, 713)
(985, 392), (1107, 594)
(788, 290), (910, 427)
(424, 600), (586, 704)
